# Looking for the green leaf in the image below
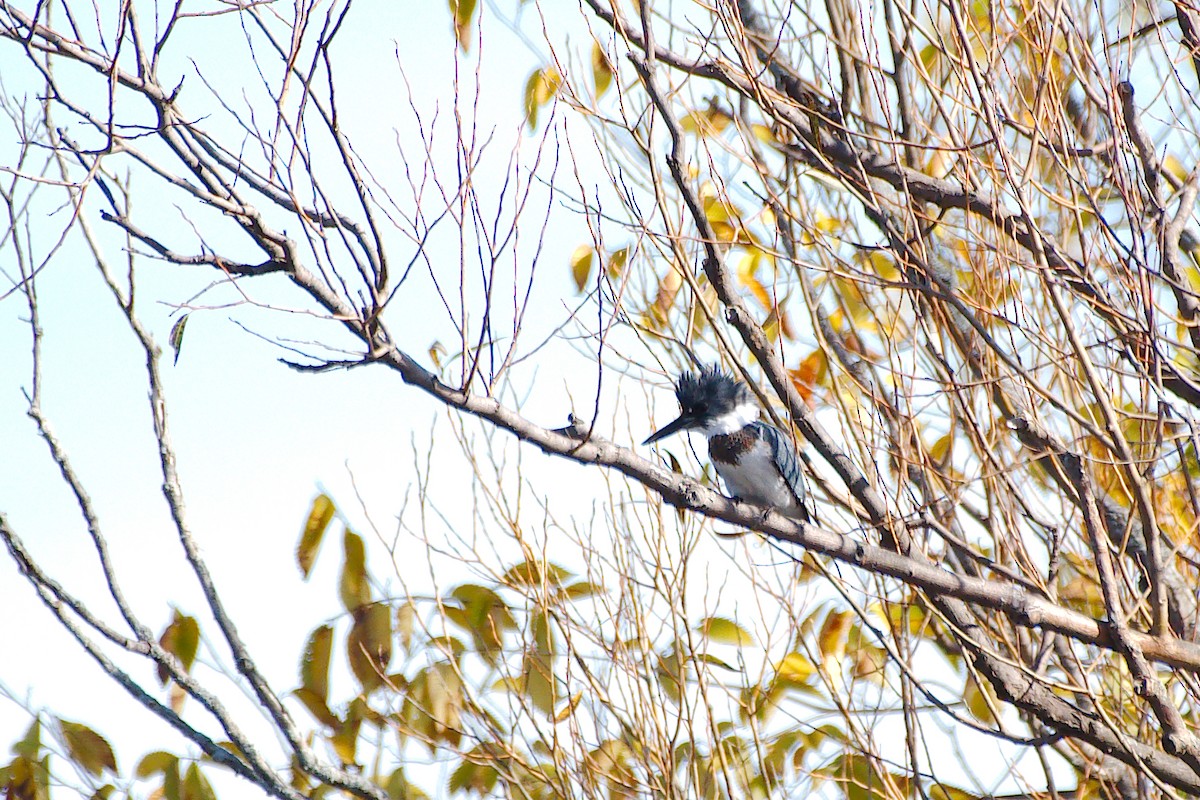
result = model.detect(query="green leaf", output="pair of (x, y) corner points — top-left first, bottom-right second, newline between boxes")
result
(396, 601), (416, 651)
(347, 603), (392, 693)
(300, 624), (333, 701)
(12, 718), (41, 759)
(58, 719), (117, 778)
(446, 584), (515, 664)
(426, 635), (467, 660)
(3, 754), (50, 800)
(696, 616), (755, 646)
(294, 687), (339, 728)
(522, 612), (557, 716)
(182, 763), (216, 800)
(563, 580), (601, 599)
(404, 663), (463, 751)
(427, 663), (463, 745)
(339, 528), (371, 611)
(298, 494), (335, 579)
(448, 754), (500, 795)
(522, 650), (555, 717)
(385, 766), (430, 800)
(157, 609), (200, 685)
(694, 652), (737, 671)
(135, 751), (179, 778)
(168, 314), (189, 365)
(502, 559), (571, 589)
(814, 753), (905, 800)
(330, 714), (362, 766)
(162, 760), (182, 800)
(655, 651), (682, 706)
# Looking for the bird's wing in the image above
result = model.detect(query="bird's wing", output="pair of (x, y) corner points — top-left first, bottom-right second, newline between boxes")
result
(752, 421), (813, 519)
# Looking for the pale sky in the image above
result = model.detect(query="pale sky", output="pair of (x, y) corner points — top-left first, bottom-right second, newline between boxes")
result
(0, 0), (601, 780)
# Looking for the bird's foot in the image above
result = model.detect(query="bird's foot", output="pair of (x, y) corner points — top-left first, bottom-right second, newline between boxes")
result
(731, 496), (772, 525)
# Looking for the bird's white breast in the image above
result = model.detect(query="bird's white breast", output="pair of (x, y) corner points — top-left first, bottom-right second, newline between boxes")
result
(710, 437), (804, 515)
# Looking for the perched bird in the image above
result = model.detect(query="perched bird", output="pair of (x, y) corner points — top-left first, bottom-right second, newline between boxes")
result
(643, 365), (811, 522)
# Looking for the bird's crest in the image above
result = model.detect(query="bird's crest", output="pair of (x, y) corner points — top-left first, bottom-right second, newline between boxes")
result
(675, 365), (753, 413)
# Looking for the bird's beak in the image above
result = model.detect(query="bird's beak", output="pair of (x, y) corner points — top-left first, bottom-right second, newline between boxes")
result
(643, 413), (696, 445)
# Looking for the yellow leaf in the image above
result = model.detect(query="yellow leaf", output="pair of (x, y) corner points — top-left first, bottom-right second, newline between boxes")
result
(297, 494), (335, 579)
(339, 529), (371, 612)
(697, 616), (756, 646)
(450, 755), (501, 795)
(1164, 154), (1188, 183)
(396, 601), (416, 651)
(963, 673), (998, 724)
(865, 251), (900, 281)
(690, 282), (718, 333)
(742, 272), (773, 310)
(813, 214), (841, 234)
(156, 609), (200, 686)
(852, 642), (887, 682)
(554, 692), (584, 723)
(570, 245), (594, 292)
(449, 0), (477, 52)
(135, 752), (178, 779)
(524, 67), (562, 129)
(680, 107), (731, 137)
(536, 68), (563, 104)
(300, 625), (333, 701)
(447, 584), (515, 664)
(524, 612), (557, 716)
(817, 610), (852, 661)
(294, 687), (339, 728)
(751, 124), (777, 144)
(330, 714), (362, 765)
(919, 43), (940, 73)
(417, 662), (464, 746)
(183, 763), (216, 800)
(1059, 574), (1105, 618)
(591, 42), (613, 96)
(606, 247), (629, 278)
(656, 651), (682, 706)
(927, 148), (952, 179)
(59, 719), (117, 778)
(929, 433), (953, 463)
(12, 719), (40, 760)
(653, 267), (684, 316)
(775, 653), (815, 683)
(736, 248), (762, 282)
(168, 313), (188, 366)
(347, 603), (393, 693)
(929, 786), (984, 800)
(502, 559), (571, 588)
(429, 340), (447, 370)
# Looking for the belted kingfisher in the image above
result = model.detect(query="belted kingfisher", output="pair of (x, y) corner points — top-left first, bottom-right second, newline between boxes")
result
(643, 365), (811, 522)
